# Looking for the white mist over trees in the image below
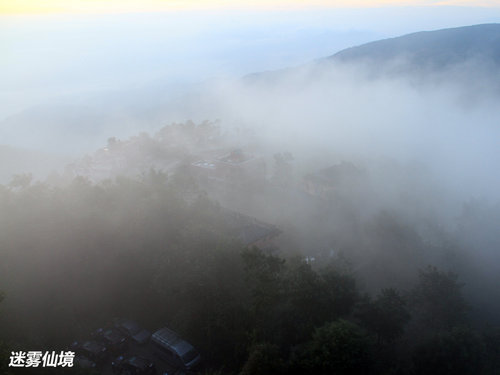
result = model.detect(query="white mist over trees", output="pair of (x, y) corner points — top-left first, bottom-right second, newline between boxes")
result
(1, 12), (500, 375)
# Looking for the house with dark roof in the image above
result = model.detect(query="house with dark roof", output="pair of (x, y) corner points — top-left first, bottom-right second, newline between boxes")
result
(191, 148), (265, 186)
(223, 210), (281, 249)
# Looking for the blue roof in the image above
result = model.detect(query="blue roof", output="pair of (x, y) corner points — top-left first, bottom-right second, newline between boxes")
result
(152, 327), (194, 357)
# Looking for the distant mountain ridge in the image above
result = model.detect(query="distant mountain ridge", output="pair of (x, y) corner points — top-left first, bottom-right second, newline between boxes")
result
(244, 23), (500, 84)
(330, 23), (500, 70)
(4, 24), (500, 158)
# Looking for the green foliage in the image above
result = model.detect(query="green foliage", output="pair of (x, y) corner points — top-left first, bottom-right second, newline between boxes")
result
(482, 328), (500, 375)
(240, 342), (286, 375)
(242, 249), (359, 349)
(413, 327), (485, 375)
(411, 266), (469, 331)
(0, 174), (497, 374)
(242, 247), (285, 314)
(295, 320), (373, 375)
(320, 265), (359, 319)
(174, 243), (252, 370)
(0, 293), (11, 375)
(356, 288), (410, 344)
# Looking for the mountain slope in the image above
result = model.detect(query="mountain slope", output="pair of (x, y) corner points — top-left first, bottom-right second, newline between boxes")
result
(242, 23), (500, 100)
(330, 23), (500, 72)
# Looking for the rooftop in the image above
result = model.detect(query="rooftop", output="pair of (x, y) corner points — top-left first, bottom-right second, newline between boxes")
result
(152, 327), (194, 357)
(223, 210), (280, 246)
(191, 160), (217, 169)
(217, 149), (254, 165)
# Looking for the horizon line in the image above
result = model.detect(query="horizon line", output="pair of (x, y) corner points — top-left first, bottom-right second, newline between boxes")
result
(2, 1), (500, 16)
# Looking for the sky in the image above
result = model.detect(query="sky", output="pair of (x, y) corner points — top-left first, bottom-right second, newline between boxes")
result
(2, 0), (500, 14)
(1, 1), (500, 127)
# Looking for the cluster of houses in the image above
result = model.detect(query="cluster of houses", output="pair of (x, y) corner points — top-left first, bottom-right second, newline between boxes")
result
(68, 127), (366, 251)
(190, 149), (266, 187)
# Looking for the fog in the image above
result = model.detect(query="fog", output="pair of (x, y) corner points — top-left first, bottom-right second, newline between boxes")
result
(185, 58), (500, 299)
(184, 59), (500, 199)
(2, 6), (500, 374)
(3, 6), (500, 117)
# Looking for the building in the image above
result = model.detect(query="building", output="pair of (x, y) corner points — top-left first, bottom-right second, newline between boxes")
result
(190, 149), (265, 186)
(222, 210), (281, 249)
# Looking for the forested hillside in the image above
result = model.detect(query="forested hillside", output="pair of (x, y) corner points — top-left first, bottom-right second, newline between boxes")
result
(1, 122), (499, 374)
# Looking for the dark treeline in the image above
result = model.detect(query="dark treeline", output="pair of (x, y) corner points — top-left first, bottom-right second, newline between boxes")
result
(0, 170), (499, 375)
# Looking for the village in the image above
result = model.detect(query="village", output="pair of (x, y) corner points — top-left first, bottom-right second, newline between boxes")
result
(66, 120), (368, 257)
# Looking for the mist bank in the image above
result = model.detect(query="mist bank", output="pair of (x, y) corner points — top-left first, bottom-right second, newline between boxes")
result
(1, 64), (500, 374)
(3, 21), (500, 155)
(2, 24), (500, 318)
(4, 45), (500, 214)
(0, 145), (71, 184)
(200, 59), (500, 198)
(1, 162), (499, 374)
